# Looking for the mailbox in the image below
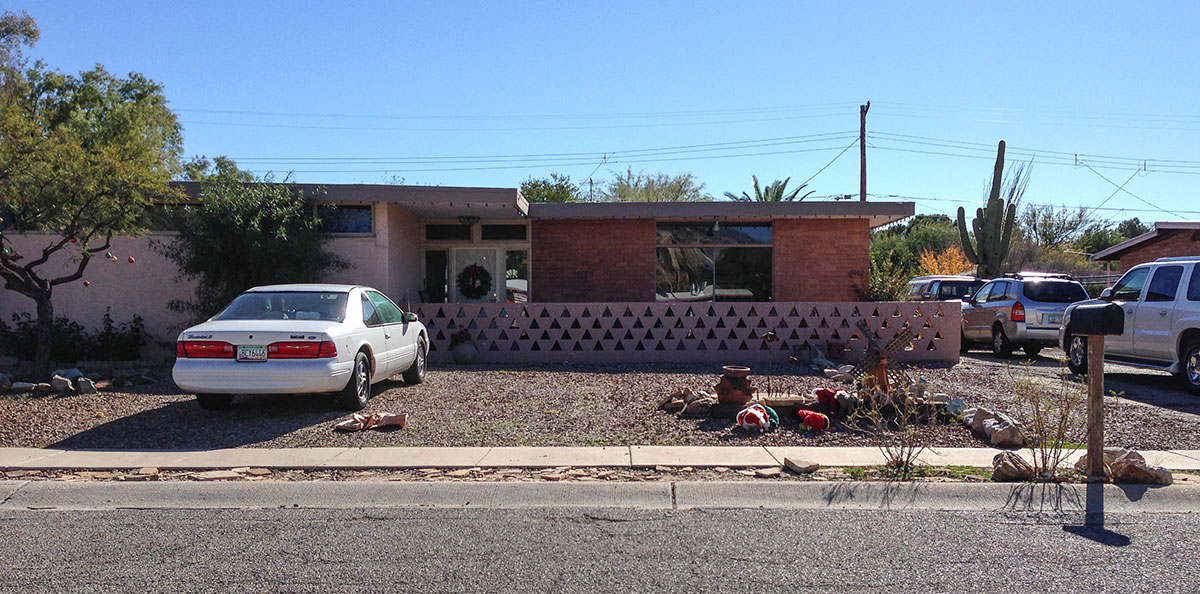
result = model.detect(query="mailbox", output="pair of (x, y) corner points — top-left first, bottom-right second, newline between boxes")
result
(1068, 302), (1124, 336)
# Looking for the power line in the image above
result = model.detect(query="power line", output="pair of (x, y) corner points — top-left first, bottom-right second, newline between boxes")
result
(868, 193), (1200, 217)
(177, 102), (858, 121)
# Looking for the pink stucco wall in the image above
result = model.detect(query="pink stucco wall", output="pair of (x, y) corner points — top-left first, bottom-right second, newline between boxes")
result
(0, 203), (408, 360)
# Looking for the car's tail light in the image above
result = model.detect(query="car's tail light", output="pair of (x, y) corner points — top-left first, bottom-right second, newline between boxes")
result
(177, 341), (235, 358)
(1012, 301), (1026, 323)
(267, 340), (338, 359)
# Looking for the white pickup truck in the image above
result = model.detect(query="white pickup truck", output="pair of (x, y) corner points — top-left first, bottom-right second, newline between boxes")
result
(1060, 256), (1200, 394)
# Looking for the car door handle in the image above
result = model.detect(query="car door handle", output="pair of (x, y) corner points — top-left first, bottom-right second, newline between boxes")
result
(1160, 310), (1169, 317)
(385, 334), (392, 339)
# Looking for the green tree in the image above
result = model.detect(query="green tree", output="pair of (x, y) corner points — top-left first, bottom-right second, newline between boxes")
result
(520, 173), (580, 203)
(181, 155), (254, 182)
(1116, 217), (1150, 239)
(602, 168), (711, 202)
(0, 14), (183, 377)
(723, 175), (814, 202)
(158, 174), (347, 322)
(1020, 204), (1093, 249)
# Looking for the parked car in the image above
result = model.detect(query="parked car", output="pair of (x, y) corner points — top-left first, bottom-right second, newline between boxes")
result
(1060, 256), (1200, 394)
(961, 272), (1089, 357)
(173, 284), (428, 410)
(907, 275), (987, 301)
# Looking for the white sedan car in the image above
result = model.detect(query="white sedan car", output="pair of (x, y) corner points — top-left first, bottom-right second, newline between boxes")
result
(173, 284), (428, 410)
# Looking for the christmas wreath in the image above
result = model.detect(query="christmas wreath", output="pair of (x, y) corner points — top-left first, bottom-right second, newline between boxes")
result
(456, 263), (492, 300)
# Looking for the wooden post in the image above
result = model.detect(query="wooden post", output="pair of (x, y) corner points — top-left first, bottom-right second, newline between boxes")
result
(859, 101), (870, 201)
(1086, 334), (1106, 479)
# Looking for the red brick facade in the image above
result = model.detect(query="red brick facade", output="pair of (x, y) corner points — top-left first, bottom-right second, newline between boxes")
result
(531, 219), (656, 302)
(531, 217), (872, 303)
(773, 218), (869, 301)
(1117, 229), (1200, 272)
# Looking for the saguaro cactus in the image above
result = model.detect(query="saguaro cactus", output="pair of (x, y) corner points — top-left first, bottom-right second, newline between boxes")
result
(957, 140), (1017, 278)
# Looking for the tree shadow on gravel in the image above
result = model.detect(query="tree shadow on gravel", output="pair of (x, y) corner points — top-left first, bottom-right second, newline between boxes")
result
(1100, 372), (1200, 415)
(47, 388), (377, 450)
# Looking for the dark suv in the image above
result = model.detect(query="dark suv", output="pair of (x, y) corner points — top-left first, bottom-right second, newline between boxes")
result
(961, 272), (1089, 357)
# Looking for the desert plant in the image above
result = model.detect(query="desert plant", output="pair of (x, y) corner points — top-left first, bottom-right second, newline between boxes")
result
(848, 380), (936, 479)
(1008, 362), (1087, 478)
(0, 308), (146, 362)
(956, 140), (1027, 278)
(861, 254), (911, 301)
(723, 175), (814, 202)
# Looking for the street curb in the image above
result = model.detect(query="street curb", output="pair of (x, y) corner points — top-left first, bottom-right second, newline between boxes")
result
(3, 480), (1199, 513)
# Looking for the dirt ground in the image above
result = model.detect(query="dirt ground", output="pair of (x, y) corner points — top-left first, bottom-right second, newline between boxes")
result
(2, 349), (1198, 450)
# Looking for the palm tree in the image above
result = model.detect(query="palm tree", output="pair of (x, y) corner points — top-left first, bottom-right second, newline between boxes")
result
(723, 175), (814, 202)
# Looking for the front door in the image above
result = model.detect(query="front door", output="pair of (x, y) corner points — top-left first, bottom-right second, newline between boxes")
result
(423, 250), (448, 303)
(453, 248), (498, 303)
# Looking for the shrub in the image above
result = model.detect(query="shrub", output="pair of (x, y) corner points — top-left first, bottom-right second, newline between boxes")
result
(861, 254), (912, 302)
(1009, 362), (1086, 478)
(0, 309), (146, 362)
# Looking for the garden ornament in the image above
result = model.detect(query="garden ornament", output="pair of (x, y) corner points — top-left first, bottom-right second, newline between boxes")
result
(849, 319), (916, 392)
(736, 403), (777, 433)
(796, 409), (829, 431)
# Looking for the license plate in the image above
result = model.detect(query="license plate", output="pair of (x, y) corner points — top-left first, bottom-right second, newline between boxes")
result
(237, 345), (268, 362)
(1044, 314), (1063, 325)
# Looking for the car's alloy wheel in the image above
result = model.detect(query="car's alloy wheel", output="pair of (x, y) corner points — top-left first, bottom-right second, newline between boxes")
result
(1184, 341), (1200, 395)
(402, 337), (427, 385)
(991, 327), (1013, 358)
(338, 352), (371, 410)
(1066, 335), (1088, 375)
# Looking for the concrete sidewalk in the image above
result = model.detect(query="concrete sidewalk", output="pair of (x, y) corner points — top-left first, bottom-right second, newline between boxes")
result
(3, 446), (1199, 472)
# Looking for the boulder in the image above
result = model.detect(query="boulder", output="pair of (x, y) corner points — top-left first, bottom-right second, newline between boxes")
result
(981, 418), (1001, 437)
(992, 451), (1035, 482)
(969, 407), (997, 433)
(0, 373), (11, 393)
(50, 374), (74, 393)
(1073, 447), (1134, 473)
(11, 381), (35, 392)
(1110, 451), (1173, 486)
(33, 382), (52, 393)
(989, 423), (1026, 448)
(76, 377), (98, 394)
(945, 398), (967, 415)
(783, 458), (819, 474)
(682, 396), (716, 416)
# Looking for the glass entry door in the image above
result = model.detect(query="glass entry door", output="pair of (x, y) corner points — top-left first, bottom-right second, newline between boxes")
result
(453, 248), (497, 302)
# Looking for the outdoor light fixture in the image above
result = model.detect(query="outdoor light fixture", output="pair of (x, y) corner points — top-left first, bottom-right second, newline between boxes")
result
(708, 220), (720, 236)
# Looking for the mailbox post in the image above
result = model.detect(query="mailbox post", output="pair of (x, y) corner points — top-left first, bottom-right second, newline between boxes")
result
(1067, 303), (1125, 480)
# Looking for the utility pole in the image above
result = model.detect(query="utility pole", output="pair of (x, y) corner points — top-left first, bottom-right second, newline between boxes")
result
(860, 101), (870, 202)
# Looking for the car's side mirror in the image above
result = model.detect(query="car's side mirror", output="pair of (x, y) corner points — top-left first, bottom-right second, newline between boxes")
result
(1099, 287), (1113, 301)
(403, 312), (419, 323)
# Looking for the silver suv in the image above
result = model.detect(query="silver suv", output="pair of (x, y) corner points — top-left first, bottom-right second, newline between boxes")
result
(961, 272), (1089, 357)
(1060, 256), (1200, 394)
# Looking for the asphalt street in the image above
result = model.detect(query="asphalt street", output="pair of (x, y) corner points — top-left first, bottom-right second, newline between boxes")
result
(2, 483), (1198, 593)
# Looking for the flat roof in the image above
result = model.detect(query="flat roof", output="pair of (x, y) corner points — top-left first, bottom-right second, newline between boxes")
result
(528, 200), (914, 228)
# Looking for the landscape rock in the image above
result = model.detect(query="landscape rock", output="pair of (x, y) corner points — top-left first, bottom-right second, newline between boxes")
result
(75, 377), (98, 394)
(10, 381), (35, 392)
(945, 398), (967, 415)
(754, 468), (782, 479)
(1073, 447), (1134, 473)
(930, 393), (951, 404)
(969, 407), (997, 433)
(783, 458), (819, 474)
(992, 451), (1036, 482)
(33, 382), (52, 393)
(191, 470), (241, 481)
(0, 372), (11, 393)
(445, 469), (472, 478)
(136, 467), (160, 476)
(989, 423), (1026, 448)
(50, 374), (74, 393)
(1110, 451), (1173, 486)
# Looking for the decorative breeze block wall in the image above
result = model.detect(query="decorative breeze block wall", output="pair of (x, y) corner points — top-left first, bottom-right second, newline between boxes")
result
(416, 301), (961, 365)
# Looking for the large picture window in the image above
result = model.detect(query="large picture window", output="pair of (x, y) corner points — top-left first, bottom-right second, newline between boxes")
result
(655, 223), (772, 302)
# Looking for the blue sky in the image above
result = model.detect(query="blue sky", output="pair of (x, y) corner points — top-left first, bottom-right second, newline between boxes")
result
(12, 1), (1200, 223)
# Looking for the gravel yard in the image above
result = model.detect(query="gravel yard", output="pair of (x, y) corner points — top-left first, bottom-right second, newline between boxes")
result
(3, 349), (1199, 450)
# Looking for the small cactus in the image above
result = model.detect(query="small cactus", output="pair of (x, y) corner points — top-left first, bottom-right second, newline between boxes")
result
(957, 141), (1017, 278)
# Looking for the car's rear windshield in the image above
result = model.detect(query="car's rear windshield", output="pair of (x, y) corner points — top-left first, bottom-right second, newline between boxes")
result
(938, 280), (985, 300)
(1021, 281), (1088, 303)
(213, 291), (349, 322)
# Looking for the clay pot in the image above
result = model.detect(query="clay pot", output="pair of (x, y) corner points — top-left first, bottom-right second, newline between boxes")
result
(722, 365), (751, 378)
(451, 343), (479, 364)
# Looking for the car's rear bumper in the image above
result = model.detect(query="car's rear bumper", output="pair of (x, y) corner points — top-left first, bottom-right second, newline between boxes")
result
(172, 358), (354, 394)
(1008, 323), (1060, 346)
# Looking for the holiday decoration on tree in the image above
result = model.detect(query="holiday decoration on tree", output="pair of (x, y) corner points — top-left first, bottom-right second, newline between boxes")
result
(456, 263), (492, 300)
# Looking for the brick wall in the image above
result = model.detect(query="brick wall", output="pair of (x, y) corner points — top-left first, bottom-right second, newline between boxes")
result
(531, 219), (656, 302)
(774, 218), (869, 301)
(1117, 229), (1200, 272)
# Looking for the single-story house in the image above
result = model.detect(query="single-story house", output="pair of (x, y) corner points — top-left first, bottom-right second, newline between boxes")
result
(1091, 221), (1200, 272)
(2, 184), (959, 365)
